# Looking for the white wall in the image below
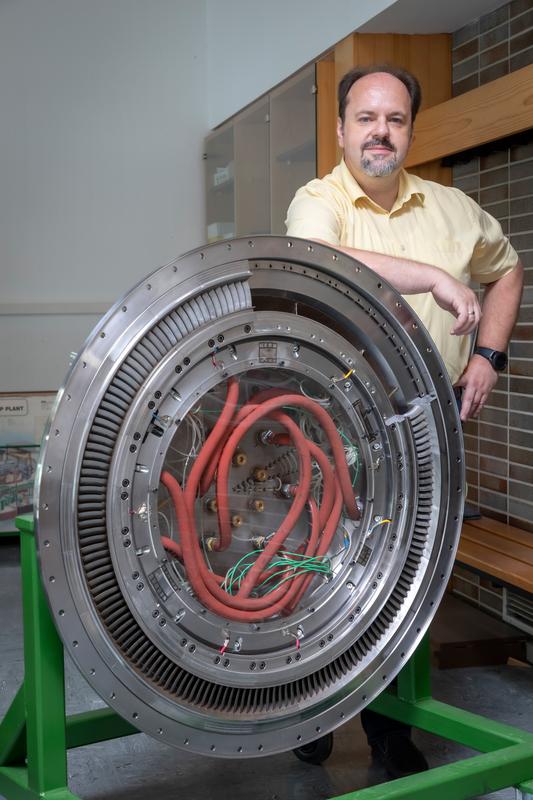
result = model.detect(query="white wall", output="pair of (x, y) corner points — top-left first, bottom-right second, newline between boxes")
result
(1, 0), (413, 393)
(206, 0), (397, 129)
(0, 0), (207, 392)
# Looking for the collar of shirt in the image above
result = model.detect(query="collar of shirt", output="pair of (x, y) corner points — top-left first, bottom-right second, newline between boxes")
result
(339, 159), (425, 216)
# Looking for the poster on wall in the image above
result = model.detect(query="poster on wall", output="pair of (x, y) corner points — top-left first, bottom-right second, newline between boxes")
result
(0, 393), (57, 533)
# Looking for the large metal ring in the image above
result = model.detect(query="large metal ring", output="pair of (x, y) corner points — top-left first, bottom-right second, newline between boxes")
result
(36, 236), (464, 758)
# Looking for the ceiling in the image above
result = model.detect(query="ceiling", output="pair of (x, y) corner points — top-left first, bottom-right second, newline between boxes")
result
(359, 0), (507, 33)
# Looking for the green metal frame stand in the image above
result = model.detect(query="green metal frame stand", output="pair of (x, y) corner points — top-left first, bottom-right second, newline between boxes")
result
(1, 516), (533, 800)
(0, 517), (138, 800)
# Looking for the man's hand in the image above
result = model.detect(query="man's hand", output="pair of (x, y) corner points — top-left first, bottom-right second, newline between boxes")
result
(430, 273), (482, 335)
(455, 354), (499, 421)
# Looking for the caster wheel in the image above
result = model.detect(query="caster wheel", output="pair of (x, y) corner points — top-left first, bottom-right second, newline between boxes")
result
(293, 732), (334, 765)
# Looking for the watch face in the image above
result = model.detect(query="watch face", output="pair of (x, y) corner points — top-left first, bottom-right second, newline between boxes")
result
(492, 351), (507, 371)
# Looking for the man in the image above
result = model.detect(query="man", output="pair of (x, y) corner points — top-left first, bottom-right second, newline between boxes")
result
(286, 64), (523, 777)
(287, 65), (523, 423)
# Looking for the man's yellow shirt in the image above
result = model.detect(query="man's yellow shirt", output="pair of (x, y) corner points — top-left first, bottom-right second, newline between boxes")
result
(286, 160), (518, 384)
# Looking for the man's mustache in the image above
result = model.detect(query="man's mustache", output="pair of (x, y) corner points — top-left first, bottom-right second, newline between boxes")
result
(362, 138), (396, 152)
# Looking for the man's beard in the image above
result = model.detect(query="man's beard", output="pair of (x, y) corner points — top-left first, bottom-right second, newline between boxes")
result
(360, 154), (398, 177)
(360, 138), (398, 177)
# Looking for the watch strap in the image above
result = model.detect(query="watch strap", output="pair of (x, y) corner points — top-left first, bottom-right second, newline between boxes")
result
(474, 346), (507, 371)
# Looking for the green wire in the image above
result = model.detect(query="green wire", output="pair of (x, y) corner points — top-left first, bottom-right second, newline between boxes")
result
(338, 428), (361, 486)
(222, 550), (332, 595)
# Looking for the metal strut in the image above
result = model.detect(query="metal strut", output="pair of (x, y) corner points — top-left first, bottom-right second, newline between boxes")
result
(1, 516), (533, 800)
(0, 515), (137, 800)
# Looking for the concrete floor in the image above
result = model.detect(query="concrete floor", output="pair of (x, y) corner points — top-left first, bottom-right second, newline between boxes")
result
(2, 538), (533, 800)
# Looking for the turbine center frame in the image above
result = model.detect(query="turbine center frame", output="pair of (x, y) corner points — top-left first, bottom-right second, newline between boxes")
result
(36, 237), (464, 758)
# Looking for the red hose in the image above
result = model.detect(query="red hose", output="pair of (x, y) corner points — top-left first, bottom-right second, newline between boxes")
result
(159, 378), (359, 621)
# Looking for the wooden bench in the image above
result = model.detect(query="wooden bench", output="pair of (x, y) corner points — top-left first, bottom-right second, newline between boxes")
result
(457, 516), (533, 596)
(430, 517), (533, 668)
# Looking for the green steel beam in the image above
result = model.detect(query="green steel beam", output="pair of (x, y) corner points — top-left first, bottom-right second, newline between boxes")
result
(370, 693), (533, 752)
(330, 743), (533, 800)
(20, 526), (69, 795)
(0, 767), (80, 800)
(0, 686), (27, 766)
(15, 514), (34, 534)
(66, 709), (138, 749)
(396, 634), (432, 702)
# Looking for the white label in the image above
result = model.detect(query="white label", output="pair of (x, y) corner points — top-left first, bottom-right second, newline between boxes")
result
(0, 399), (28, 417)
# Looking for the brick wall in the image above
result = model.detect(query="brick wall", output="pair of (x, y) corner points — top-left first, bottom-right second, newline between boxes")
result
(452, 0), (533, 94)
(449, 0), (533, 532)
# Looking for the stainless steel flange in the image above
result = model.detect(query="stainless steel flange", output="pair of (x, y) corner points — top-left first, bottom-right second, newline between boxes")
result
(36, 236), (464, 757)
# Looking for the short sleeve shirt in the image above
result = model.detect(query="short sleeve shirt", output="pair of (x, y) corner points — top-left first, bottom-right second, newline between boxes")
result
(286, 160), (519, 383)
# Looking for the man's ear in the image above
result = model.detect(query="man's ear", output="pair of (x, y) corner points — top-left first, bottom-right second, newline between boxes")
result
(336, 117), (344, 149)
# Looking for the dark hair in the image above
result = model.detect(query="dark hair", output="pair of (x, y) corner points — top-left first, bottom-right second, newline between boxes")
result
(338, 64), (422, 125)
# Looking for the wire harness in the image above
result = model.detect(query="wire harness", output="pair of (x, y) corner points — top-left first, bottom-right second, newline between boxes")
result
(160, 378), (359, 621)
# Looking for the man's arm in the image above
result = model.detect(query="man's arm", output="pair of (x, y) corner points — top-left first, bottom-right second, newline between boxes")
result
(456, 261), (524, 421)
(312, 240), (482, 335)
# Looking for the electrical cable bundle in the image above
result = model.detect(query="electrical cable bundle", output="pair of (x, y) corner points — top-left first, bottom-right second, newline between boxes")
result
(160, 378), (359, 621)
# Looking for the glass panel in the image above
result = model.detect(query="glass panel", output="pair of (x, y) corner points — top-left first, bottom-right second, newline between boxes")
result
(205, 124), (235, 242)
(270, 64), (316, 235)
(234, 98), (270, 236)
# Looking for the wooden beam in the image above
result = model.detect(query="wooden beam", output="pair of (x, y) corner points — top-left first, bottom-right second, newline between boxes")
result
(316, 55), (337, 178)
(406, 63), (533, 168)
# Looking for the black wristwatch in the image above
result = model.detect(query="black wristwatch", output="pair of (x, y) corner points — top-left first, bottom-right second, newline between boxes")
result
(473, 346), (508, 371)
